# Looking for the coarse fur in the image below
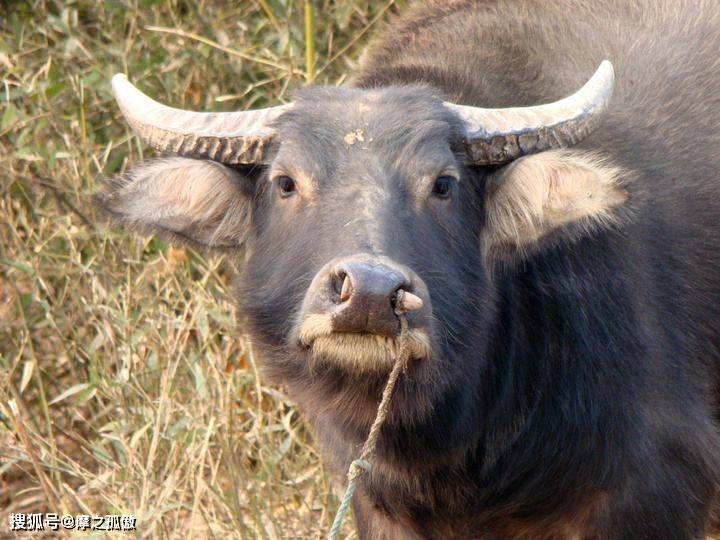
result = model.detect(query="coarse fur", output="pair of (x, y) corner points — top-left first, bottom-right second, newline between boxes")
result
(482, 151), (629, 263)
(297, 313), (434, 374)
(95, 157), (253, 249)
(96, 0), (720, 538)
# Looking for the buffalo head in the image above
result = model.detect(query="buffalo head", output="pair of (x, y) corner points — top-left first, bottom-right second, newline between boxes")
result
(97, 62), (626, 411)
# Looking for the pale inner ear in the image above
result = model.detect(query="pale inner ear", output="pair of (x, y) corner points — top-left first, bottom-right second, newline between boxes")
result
(483, 150), (629, 256)
(97, 157), (251, 248)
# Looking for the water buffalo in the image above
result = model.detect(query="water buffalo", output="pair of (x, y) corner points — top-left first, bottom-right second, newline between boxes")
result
(96, 0), (720, 537)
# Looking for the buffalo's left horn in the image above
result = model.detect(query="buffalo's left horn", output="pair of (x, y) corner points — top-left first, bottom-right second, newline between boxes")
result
(445, 60), (614, 164)
(111, 74), (292, 164)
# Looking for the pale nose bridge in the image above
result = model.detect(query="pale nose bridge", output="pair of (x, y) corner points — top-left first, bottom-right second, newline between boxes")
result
(341, 164), (393, 255)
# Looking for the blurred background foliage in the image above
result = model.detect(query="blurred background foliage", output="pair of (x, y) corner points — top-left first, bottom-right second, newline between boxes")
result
(0, 0), (403, 537)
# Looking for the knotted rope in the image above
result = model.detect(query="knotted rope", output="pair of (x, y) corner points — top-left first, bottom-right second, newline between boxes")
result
(327, 312), (411, 540)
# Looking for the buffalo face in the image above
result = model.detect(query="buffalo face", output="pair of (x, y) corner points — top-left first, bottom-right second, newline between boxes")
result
(233, 87), (487, 380)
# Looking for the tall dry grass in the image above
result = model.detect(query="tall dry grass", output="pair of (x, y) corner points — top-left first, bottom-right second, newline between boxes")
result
(0, 1), (402, 537)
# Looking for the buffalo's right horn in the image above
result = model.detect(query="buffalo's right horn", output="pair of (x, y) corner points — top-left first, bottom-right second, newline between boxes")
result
(111, 74), (292, 165)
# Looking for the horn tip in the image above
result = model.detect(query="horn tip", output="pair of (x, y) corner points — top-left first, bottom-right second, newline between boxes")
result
(597, 60), (615, 83)
(111, 73), (131, 98)
(111, 73), (128, 85)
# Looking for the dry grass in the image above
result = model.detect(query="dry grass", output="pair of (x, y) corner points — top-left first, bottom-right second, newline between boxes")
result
(0, 1), (403, 537)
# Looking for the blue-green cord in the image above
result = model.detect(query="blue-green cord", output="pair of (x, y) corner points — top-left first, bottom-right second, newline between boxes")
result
(328, 459), (372, 540)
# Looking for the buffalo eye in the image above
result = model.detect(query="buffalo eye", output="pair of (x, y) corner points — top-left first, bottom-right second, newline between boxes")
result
(276, 175), (297, 197)
(431, 176), (454, 199)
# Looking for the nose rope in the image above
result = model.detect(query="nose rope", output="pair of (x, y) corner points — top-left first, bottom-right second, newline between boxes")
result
(328, 311), (412, 540)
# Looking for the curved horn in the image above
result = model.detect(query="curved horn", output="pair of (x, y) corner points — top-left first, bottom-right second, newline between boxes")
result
(111, 74), (291, 164)
(445, 61), (614, 165)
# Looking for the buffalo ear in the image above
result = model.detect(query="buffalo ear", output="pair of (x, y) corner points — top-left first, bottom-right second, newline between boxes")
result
(95, 157), (252, 249)
(482, 150), (629, 260)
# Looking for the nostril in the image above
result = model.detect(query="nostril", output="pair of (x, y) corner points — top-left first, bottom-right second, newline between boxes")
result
(340, 274), (353, 303)
(389, 285), (403, 311)
(332, 271), (353, 303)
